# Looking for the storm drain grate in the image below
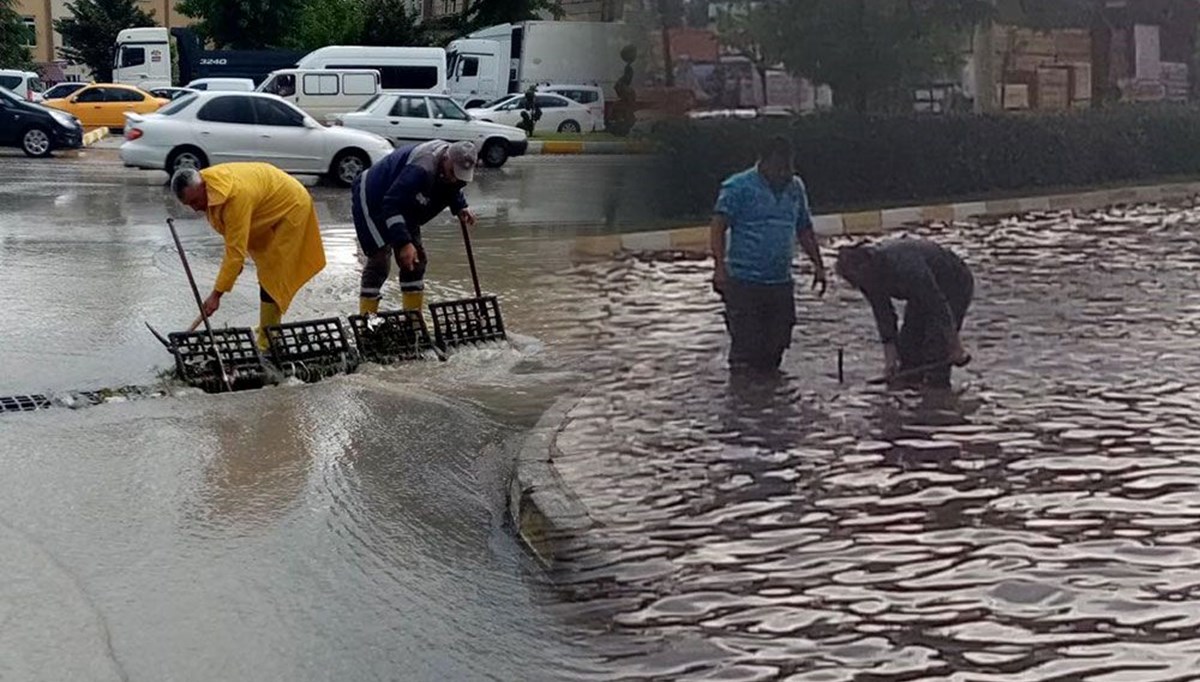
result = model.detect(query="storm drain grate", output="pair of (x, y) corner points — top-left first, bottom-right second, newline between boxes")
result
(0, 394), (52, 413)
(429, 297), (507, 351)
(168, 327), (268, 393)
(265, 318), (358, 381)
(348, 310), (434, 363)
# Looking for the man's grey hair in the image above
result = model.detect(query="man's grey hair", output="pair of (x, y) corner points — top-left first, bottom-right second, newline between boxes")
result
(170, 168), (203, 201)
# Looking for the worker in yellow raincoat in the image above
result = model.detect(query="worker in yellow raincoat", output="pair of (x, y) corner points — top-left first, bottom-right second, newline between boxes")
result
(170, 163), (326, 348)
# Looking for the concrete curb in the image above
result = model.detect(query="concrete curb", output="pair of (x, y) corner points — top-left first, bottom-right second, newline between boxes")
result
(82, 128), (109, 147)
(526, 139), (651, 156)
(569, 179), (1200, 259)
(508, 394), (594, 568)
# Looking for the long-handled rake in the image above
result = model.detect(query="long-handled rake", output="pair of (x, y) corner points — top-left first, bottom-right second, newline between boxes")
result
(147, 218), (233, 393)
(429, 219), (507, 352)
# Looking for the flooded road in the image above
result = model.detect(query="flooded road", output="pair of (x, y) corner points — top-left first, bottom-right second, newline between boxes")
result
(11, 140), (1200, 680)
(538, 204), (1200, 680)
(0, 148), (646, 679)
(0, 378), (606, 680)
(0, 148), (656, 394)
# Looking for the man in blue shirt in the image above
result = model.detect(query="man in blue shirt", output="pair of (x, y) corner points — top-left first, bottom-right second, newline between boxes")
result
(352, 139), (478, 314)
(711, 137), (827, 372)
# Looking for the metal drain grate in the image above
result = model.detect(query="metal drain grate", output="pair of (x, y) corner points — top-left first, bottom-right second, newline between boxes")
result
(0, 394), (52, 413)
(265, 318), (358, 381)
(429, 296), (507, 350)
(168, 327), (268, 393)
(348, 310), (434, 363)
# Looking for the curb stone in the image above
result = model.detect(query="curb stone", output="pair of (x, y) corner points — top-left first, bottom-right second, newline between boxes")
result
(82, 128), (109, 147)
(569, 179), (1200, 260)
(526, 139), (651, 156)
(508, 394), (595, 568)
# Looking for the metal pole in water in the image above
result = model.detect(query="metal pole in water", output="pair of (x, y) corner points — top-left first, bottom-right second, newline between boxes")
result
(837, 347), (844, 384)
(166, 218), (233, 393)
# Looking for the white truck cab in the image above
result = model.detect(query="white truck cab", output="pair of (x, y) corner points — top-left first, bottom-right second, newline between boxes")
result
(113, 27), (172, 90)
(258, 68), (381, 122)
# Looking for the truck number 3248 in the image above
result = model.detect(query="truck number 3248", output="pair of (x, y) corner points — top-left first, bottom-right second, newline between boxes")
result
(198, 58), (228, 65)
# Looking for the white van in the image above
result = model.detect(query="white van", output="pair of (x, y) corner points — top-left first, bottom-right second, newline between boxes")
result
(295, 46), (447, 94)
(257, 69), (380, 122)
(0, 70), (45, 102)
(185, 78), (256, 92)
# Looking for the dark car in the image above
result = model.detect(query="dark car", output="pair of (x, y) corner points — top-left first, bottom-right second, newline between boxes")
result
(148, 87), (198, 102)
(41, 82), (88, 101)
(0, 86), (84, 157)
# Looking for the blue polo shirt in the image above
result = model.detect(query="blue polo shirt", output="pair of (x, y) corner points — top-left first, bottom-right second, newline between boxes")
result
(714, 166), (813, 285)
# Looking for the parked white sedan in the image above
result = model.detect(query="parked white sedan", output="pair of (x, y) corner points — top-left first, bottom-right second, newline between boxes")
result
(466, 92), (596, 134)
(119, 91), (395, 186)
(332, 92), (528, 168)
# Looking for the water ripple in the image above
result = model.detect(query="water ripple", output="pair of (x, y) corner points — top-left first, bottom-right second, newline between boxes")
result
(531, 202), (1200, 679)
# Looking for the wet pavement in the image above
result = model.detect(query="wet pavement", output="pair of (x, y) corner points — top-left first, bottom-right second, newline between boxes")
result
(0, 148), (648, 679)
(0, 147), (656, 395)
(12, 140), (1200, 680)
(537, 202), (1200, 680)
(0, 378), (604, 681)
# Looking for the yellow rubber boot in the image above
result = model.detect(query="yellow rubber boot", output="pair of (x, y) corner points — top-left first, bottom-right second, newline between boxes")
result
(402, 291), (424, 312)
(359, 297), (380, 315)
(257, 301), (282, 351)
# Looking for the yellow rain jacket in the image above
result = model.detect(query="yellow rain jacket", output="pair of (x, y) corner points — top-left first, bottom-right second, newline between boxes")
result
(200, 163), (326, 313)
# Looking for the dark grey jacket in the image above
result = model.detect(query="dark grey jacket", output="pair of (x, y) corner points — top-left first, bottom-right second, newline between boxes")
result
(860, 239), (972, 344)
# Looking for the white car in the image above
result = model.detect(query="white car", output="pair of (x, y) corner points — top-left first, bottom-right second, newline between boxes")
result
(119, 91), (395, 186)
(537, 84), (606, 132)
(466, 92), (595, 134)
(185, 78), (256, 92)
(332, 92), (528, 168)
(0, 70), (44, 102)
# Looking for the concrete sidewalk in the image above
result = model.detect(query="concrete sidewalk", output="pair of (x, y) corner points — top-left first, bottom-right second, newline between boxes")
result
(570, 178), (1200, 259)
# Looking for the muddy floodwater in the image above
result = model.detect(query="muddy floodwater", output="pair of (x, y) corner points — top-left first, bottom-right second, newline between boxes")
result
(0, 150), (643, 680)
(8, 141), (1200, 680)
(535, 203), (1200, 680)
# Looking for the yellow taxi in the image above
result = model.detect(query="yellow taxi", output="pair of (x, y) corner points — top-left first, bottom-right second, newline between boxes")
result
(44, 83), (168, 129)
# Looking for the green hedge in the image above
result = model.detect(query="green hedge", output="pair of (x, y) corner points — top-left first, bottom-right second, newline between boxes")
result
(648, 105), (1200, 219)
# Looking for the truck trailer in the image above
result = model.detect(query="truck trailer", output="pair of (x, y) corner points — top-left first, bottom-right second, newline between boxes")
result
(113, 27), (305, 90)
(445, 21), (633, 110)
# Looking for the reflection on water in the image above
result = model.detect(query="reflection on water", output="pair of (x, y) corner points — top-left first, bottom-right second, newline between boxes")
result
(0, 378), (611, 681)
(188, 399), (314, 534)
(533, 204), (1200, 679)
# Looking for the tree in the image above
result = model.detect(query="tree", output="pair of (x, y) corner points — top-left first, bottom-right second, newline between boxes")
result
(757, 0), (993, 113)
(657, 0), (684, 86)
(285, 0), (365, 51)
(359, 0), (426, 47)
(716, 2), (781, 105)
(177, 0), (302, 49)
(0, 0), (33, 70)
(684, 0), (710, 28)
(55, 0), (156, 82)
(458, 0), (565, 36)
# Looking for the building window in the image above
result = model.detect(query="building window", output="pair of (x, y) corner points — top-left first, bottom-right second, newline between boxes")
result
(22, 17), (35, 47)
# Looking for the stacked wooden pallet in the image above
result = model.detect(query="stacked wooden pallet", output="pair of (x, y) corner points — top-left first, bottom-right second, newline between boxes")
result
(994, 25), (1092, 111)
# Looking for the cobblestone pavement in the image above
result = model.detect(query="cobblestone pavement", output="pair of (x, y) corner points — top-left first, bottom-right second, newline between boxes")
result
(532, 202), (1200, 680)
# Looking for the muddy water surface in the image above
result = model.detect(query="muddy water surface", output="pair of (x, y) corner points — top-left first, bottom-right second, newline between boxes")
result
(534, 204), (1200, 680)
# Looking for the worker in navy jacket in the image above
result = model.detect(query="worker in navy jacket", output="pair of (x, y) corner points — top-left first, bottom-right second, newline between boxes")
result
(352, 139), (478, 314)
